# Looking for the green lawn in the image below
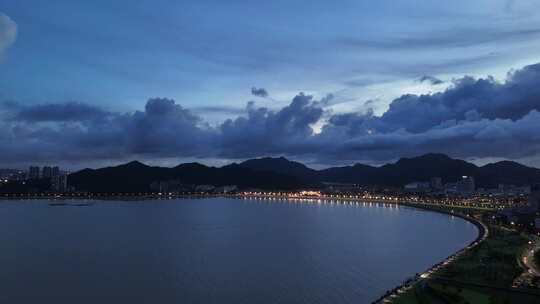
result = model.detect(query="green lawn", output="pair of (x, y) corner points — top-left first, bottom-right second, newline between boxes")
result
(392, 283), (489, 304)
(429, 282), (490, 303)
(436, 225), (528, 287)
(393, 281), (540, 304)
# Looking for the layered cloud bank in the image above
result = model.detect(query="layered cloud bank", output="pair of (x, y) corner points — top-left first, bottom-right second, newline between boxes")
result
(1, 63), (540, 167)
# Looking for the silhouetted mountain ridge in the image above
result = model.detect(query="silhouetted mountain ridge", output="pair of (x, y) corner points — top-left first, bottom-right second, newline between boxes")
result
(68, 154), (540, 192)
(238, 154), (540, 188)
(69, 161), (305, 192)
(239, 157), (318, 183)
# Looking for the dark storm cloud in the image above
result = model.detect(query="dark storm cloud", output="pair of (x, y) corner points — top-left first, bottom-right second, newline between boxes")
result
(219, 93), (324, 157)
(330, 63), (540, 135)
(124, 98), (216, 154)
(311, 63), (540, 163)
(325, 110), (540, 163)
(2, 63), (540, 166)
(251, 87), (269, 98)
(0, 98), (216, 163)
(418, 75), (444, 85)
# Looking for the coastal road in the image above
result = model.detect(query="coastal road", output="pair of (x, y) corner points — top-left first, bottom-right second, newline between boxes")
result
(522, 237), (540, 277)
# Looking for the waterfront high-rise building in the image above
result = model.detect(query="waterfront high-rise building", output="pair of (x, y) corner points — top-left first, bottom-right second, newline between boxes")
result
(52, 166), (60, 177)
(42, 166), (53, 178)
(51, 175), (68, 192)
(40, 166), (61, 179)
(404, 181), (431, 192)
(430, 177), (443, 190)
(456, 176), (475, 193)
(28, 166), (40, 179)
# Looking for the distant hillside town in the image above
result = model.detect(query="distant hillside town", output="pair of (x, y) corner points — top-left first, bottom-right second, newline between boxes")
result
(403, 175), (531, 196)
(0, 166), (69, 192)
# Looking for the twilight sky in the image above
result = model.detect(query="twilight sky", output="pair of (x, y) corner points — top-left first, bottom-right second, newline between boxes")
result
(1, 1), (540, 169)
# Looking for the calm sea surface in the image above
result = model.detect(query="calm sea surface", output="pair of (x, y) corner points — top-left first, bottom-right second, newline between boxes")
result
(0, 198), (477, 303)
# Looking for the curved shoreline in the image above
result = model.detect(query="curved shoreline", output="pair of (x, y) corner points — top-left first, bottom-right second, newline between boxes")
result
(225, 195), (488, 303)
(1, 194), (488, 303)
(370, 203), (487, 304)
(231, 195), (488, 303)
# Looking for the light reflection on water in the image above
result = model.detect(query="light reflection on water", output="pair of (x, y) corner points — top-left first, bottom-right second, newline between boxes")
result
(0, 198), (476, 304)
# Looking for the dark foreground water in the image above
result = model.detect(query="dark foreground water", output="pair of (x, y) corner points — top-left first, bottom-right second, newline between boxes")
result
(0, 198), (477, 303)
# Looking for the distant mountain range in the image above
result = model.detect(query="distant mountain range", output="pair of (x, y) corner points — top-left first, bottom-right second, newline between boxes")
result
(240, 154), (540, 188)
(68, 153), (540, 192)
(68, 161), (305, 193)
